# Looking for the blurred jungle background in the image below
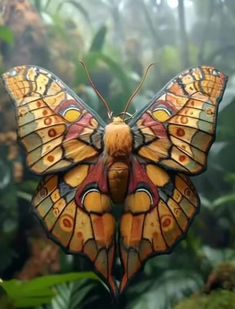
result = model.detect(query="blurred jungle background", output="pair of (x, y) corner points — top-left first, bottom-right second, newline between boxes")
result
(0, 0), (235, 308)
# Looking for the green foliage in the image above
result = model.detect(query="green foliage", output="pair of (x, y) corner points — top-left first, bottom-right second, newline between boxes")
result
(89, 25), (107, 52)
(49, 281), (97, 309)
(126, 270), (203, 309)
(0, 272), (100, 308)
(174, 291), (235, 309)
(0, 27), (14, 46)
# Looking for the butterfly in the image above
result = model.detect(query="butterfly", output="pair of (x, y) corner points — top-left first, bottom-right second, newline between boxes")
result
(2, 65), (227, 295)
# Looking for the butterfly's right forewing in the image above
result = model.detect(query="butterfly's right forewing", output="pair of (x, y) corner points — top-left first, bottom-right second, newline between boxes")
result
(131, 66), (227, 174)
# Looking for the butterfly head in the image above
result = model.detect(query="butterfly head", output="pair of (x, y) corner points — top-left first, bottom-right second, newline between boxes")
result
(112, 116), (125, 124)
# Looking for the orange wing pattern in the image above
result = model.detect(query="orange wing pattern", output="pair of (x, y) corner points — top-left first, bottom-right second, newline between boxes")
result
(2, 66), (104, 174)
(33, 158), (117, 294)
(131, 66), (227, 174)
(119, 158), (199, 292)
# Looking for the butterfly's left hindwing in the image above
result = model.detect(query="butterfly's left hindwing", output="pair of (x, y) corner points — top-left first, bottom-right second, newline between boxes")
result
(2, 65), (104, 174)
(119, 158), (200, 292)
(131, 66), (228, 174)
(33, 159), (117, 294)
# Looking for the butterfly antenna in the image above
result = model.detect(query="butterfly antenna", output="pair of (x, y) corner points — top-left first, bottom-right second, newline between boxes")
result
(122, 63), (156, 119)
(80, 60), (113, 119)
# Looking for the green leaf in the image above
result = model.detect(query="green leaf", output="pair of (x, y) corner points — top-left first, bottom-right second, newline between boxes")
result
(0, 160), (11, 190)
(202, 246), (235, 267)
(225, 173), (235, 184)
(212, 194), (235, 209)
(17, 191), (32, 202)
(89, 25), (107, 52)
(17, 180), (38, 194)
(0, 272), (100, 308)
(200, 196), (213, 209)
(0, 26), (15, 45)
(51, 281), (96, 309)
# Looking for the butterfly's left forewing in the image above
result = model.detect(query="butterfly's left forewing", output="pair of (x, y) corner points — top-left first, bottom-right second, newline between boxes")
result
(2, 65), (104, 174)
